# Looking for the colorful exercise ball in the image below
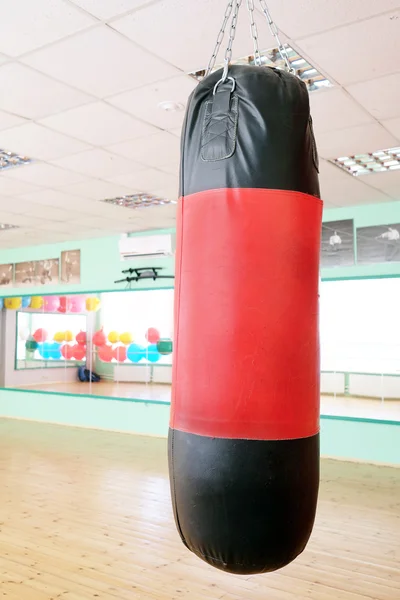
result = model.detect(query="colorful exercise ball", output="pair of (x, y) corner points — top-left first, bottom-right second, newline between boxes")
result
(127, 343), (145, 363)
(64, 330), (74, 343)
(21, 296), (32, 308)
(54, 331), (65, 343)
(0, 298), (3, 310)
(93, 328), (106, 347)
(72, 344), (86, 361)
(157, 338), (173, 355)
(43, 296), (60, 312)
(119, 332), (133, 345)
(112, 346), (127, 362)
(97, 344), (113, 362)
(4, 297), (22, 310)
(61, 344), (74, 360)
(76, 331), (87, 346)
(70, 295), (85, 313)
(145, 344), (161, 363)
(33, 328), (48, 343)
(30, 296), (43, 310)
(48, 342), (62, 360)
(58, 296), (72, 314)
(19, 327), (30, 341)
(108, 331), (120, 344)
(25, 338), (39, 352)
(86, 297), (101, 312)
(145, 327), (160, 344)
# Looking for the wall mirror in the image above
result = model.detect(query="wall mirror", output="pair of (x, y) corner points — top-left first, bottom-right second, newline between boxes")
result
(0, 278), (399, 423)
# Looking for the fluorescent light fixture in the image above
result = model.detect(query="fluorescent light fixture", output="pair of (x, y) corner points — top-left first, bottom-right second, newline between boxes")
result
(331, 147), (400, 176)
(0, 149), (31, 171)
(188, 45), (333, 93)
(0, 223), (19, 231)
(102, 193), (177, 209)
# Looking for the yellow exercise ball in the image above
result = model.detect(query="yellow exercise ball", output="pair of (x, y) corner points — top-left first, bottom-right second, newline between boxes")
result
(108, 331), (120, 344)
(30, 296), (44, 310)
(119, 332), (133, 345)
(64, 330), (74, 342)
(54, 331), (66, 343)
(4, 297), (22, 310)
(86, 297), (101, 312)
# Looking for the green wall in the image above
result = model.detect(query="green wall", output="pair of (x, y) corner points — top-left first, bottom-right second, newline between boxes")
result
(0, 229), (174, 297)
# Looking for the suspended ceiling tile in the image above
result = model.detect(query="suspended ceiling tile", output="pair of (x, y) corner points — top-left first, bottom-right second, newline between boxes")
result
(319, 160), (393, 206)
(23, 25), (181, 98)
(297, 10), (400, 85)
(108, 75), (197, 129)
(0, 53), (8, 65)
(60, 179), (134, 201)
(0, 110), (27, 131)
(0, 123), (91, 161)
(365, 169), (400, 200)
(170, 127), (183, 138)
(21, 204), (82, 222)
(18, 189), (98, 213)
(316, 123), (400, 159)
(0, 196), (37, 215)
(0, 63), (93, 120)
(0, 211), (44, 228)
(0, 0), (96, 57)
(310, 88), (374, 136)
(382, 116), (400, 139)
(0, 177), (42, 197)
(3, 163), (91, 187)
(69, 0), (153, 20)
(52, 148), (142, 179)
(346, 72), (400, 121)
(107, 167), (178, 195)
(108, 131), (180, 167)
(159, 160), (180, 176)
(40, 101), (159, 147)
(263, 0), (400, 39)
(111, 0), (278, 72)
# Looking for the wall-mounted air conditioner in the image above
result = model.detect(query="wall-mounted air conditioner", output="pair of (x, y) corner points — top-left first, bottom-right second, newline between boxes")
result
(119, 233), (175, 261)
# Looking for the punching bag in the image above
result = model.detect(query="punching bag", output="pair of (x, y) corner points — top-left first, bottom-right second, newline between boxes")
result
(169, 63), (322, 575)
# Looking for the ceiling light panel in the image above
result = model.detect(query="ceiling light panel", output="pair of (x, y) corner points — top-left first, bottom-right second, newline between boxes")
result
(0, 149), (31, 171)
(189, 46), (332, 92)
(102, 193), (177, 210)
(0, 223), (19, 231)
(331, 147), (400, 177)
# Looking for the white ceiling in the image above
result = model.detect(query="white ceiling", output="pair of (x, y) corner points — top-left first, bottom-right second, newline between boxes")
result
(0, 0), (399, 249)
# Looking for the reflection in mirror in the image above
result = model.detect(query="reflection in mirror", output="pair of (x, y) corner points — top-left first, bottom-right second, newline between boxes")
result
(4, 289), (173, 404)
(1, 278), (400, 423)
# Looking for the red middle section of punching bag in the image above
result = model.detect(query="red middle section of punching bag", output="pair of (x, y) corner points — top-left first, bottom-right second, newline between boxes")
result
(171, 187), (322, 441)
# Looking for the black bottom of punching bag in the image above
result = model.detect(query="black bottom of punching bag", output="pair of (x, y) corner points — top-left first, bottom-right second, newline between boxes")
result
(168, 430), (319, 575)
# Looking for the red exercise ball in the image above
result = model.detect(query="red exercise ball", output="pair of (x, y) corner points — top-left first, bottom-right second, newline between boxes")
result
(146, 327), (160, 344)
(93, 328), (106, 347)
(58, 296), (72, 314)
(112, 346), (127, 362)
(61, 344), (74, 360)
(97, 344), (113, 362)
(76, 331), (87, 346)
(33, 328), (48, 343)
(72, 344), (86, 361)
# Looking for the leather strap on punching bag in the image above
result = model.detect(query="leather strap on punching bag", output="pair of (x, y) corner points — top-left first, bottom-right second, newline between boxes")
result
(169, 40), (322, 575)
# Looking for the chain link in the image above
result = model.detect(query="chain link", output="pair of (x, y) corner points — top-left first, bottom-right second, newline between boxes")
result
(246, 0), (262, 66)
(205, 1), (236, 77)
(258, 0), (295, 74)
(221, 0), (242, 80)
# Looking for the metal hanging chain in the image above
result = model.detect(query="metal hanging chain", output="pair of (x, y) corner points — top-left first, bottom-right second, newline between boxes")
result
(206, 0), (242, 81)
(205, 1), (236, 77)
(246, 0), (262, 66)
(258, 0), (295, 74)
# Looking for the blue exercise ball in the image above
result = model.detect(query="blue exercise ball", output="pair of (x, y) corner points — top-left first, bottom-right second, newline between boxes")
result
(48, 342), (62, 360)
(0, 298), (3, 310)
(22, 296), (32, 308)
(145, 344), (161, 363)
(127, 343), (145, 363)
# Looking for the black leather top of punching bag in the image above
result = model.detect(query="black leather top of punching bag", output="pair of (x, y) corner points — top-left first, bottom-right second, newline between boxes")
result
(179, 64), (320, 198)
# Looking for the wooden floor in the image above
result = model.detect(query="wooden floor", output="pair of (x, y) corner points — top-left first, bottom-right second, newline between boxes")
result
(15, 381), (400, 420)
(1, 418), (399, 600)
